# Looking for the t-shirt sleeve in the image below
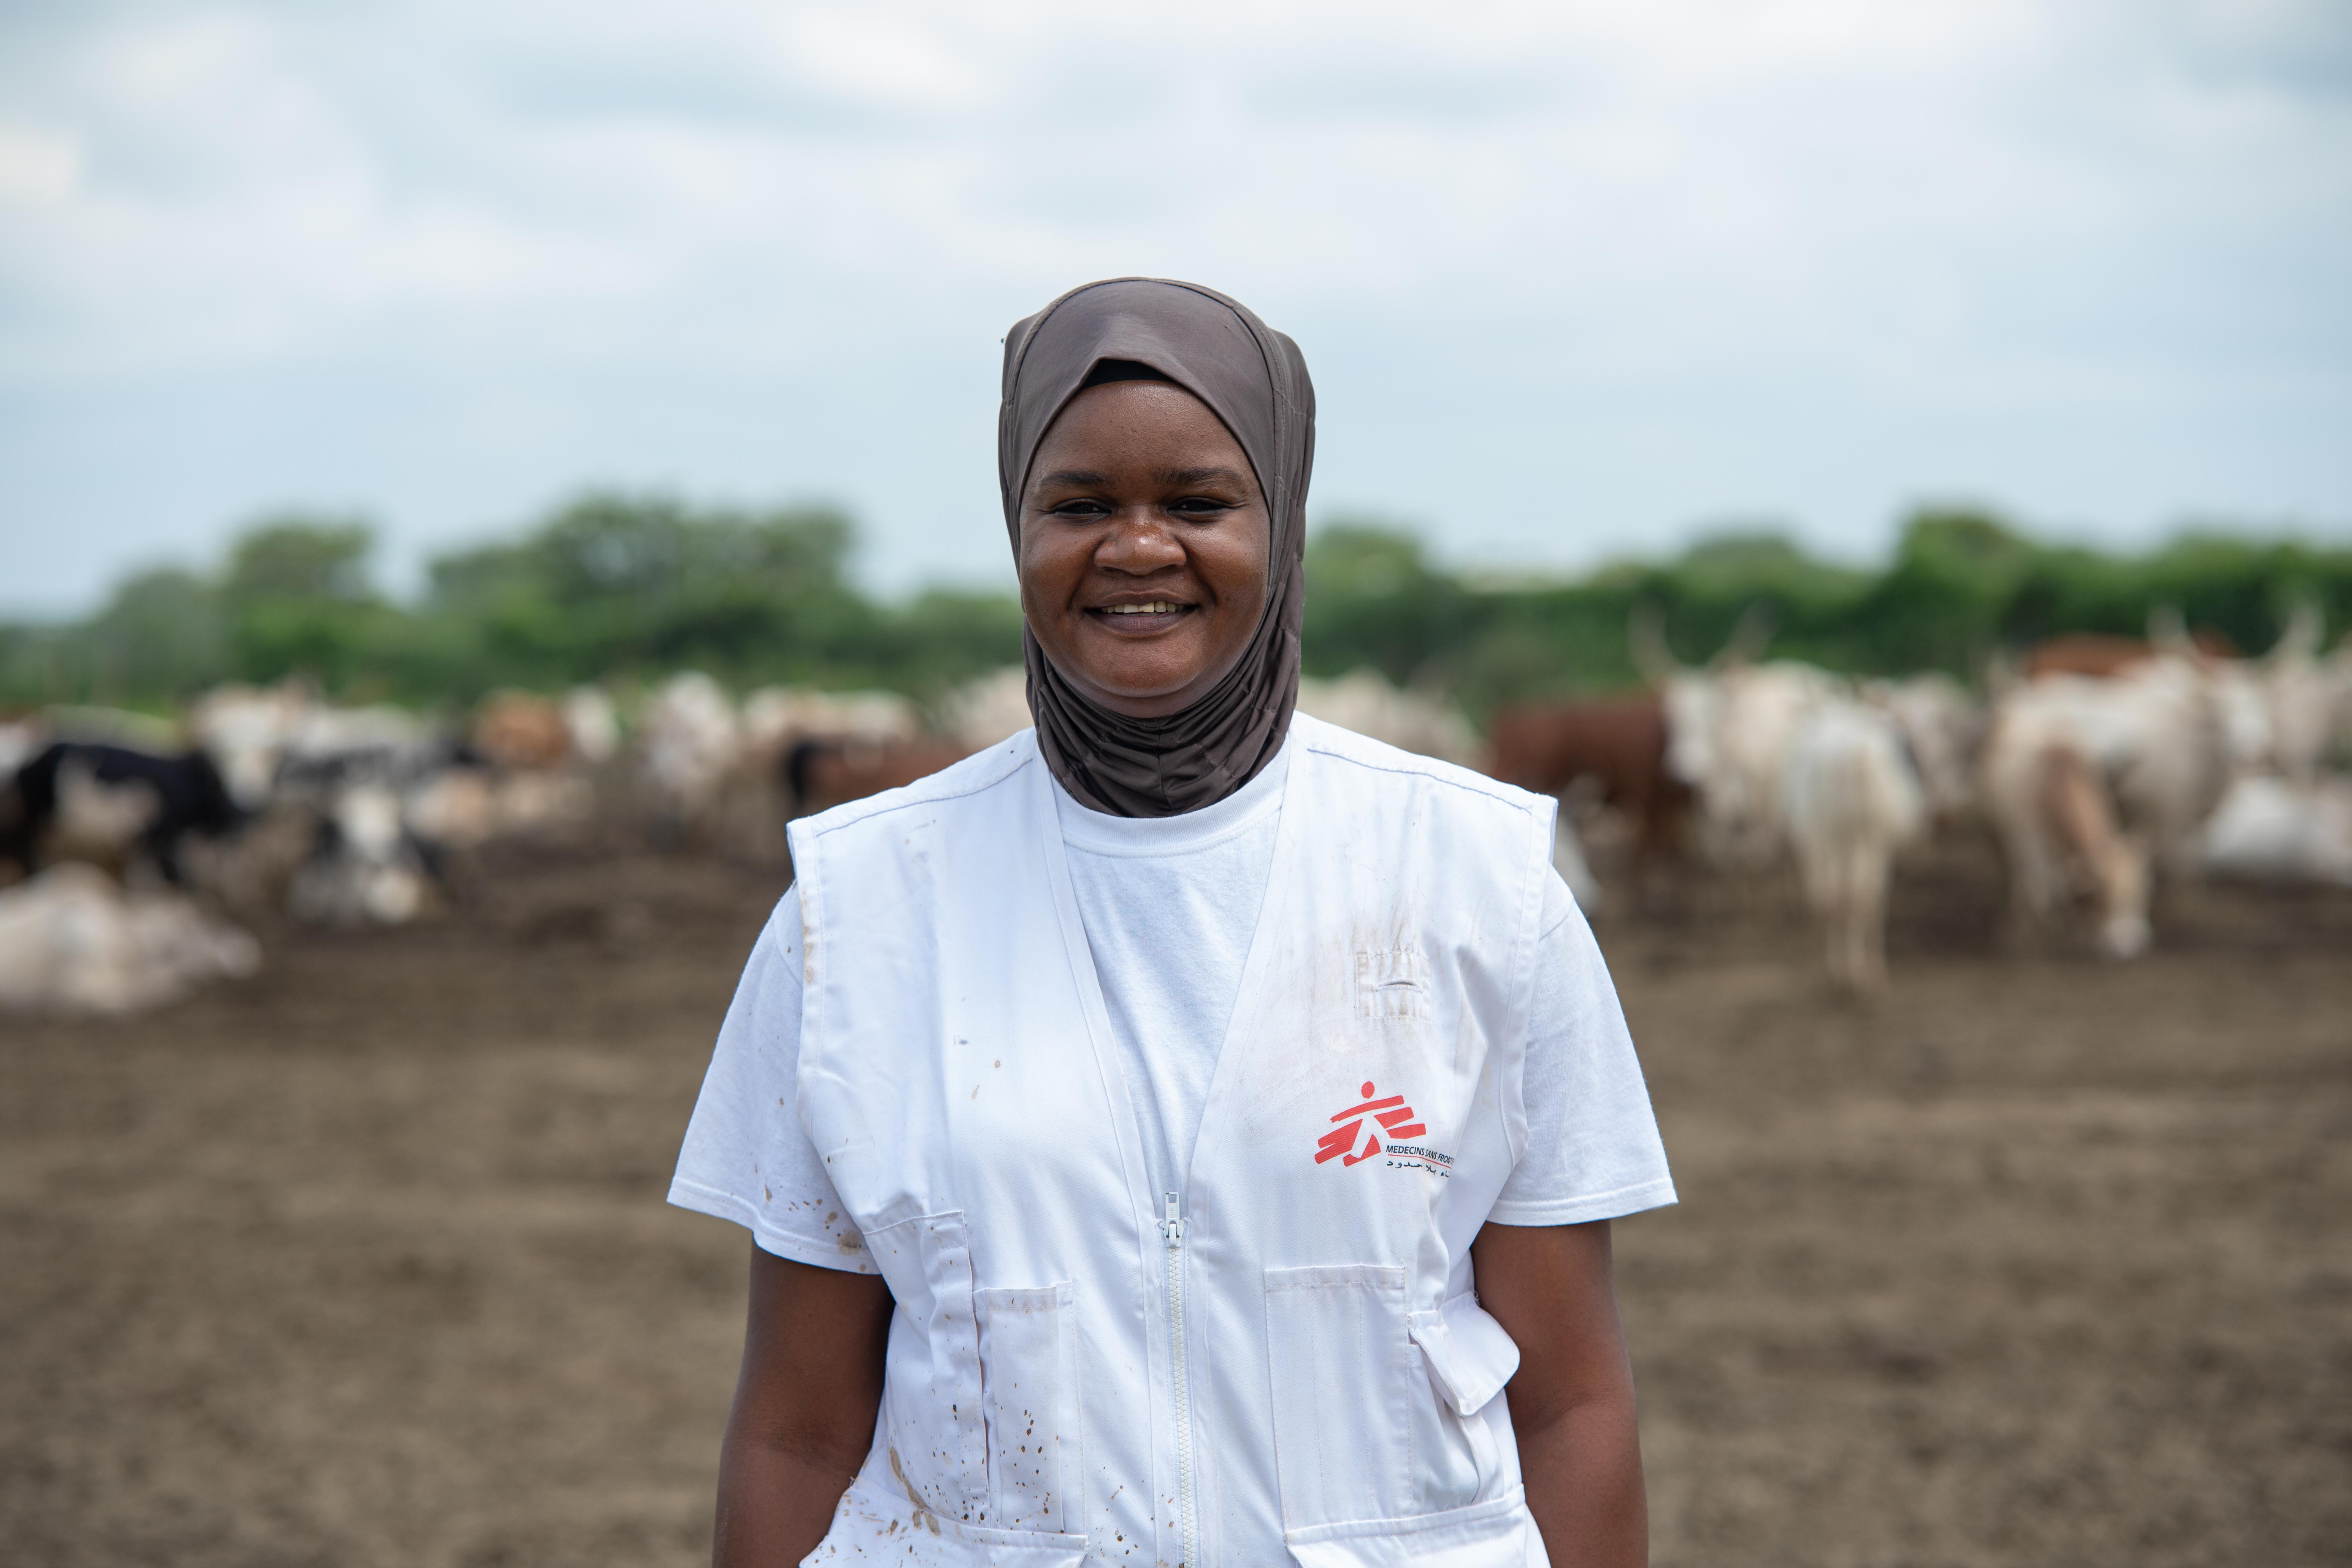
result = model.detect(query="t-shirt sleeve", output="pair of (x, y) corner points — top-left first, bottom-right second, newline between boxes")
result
(1486, 871), (1678, 1226)
(667, 884), (874, 1272)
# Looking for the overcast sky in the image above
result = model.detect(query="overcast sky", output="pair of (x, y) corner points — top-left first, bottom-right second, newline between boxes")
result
(2, 0), (2348, 614)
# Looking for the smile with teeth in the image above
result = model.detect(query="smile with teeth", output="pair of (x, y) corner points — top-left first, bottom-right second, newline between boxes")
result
(1101, 602), (1188, 615)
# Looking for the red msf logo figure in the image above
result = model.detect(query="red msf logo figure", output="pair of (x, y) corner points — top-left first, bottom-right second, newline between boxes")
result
(1316, 1082), (1427, 1168)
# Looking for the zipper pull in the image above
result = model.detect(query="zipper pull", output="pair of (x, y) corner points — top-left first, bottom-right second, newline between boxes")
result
(1161, 1191), (1184, 1247)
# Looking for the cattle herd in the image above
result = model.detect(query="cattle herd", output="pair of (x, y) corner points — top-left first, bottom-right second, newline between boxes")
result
(3, 608), (2349, 1016)
(1496, 603), (2352, 986)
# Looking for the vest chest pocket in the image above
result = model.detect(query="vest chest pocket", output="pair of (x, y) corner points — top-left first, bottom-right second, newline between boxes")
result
(977, 1281), (1081, 1535)
(1354, 948), (1429, 1022)
(1263, 1264), (1414, 1528)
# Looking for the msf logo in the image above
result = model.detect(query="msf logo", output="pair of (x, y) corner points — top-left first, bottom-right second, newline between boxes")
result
(1316, 1082), (1427, 1168)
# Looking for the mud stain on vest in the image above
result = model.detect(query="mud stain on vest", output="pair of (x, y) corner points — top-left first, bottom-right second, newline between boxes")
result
(888, 1446), (944, 1535)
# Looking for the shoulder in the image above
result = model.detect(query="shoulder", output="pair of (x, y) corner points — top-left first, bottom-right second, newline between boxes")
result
(1289, 712), (1548, 823)
(788, 730), (1041, 849)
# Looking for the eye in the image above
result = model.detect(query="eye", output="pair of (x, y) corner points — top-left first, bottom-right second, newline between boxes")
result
(1168, 496), (1235, 519)
(1049, 498), (1111, 519)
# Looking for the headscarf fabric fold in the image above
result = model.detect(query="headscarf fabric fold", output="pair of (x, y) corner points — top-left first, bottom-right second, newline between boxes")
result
(999, 278), (1316, 817)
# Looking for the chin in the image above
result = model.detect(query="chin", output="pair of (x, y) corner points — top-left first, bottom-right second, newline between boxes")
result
(1079, 662), (1207, 713)
(1073, 644), (1202, 700)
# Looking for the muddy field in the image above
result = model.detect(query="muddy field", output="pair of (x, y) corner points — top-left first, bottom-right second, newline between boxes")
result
(3, 835), (2347, 1567)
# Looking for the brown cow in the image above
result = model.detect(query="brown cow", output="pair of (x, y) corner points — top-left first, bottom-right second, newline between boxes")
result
(470, 691), (575, 771)
(1486, 696), (1690, 898)
(2023, 628), (2237, 680)
(783, 737), (972, 820)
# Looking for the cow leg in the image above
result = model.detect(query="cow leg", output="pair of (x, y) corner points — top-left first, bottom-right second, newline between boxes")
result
(1625, 792), (1656, 909)
(1822, 849), (1876, 992)
(0, 804), (30, 878)
(11, 781), (54, 876)
(1992, 806), (2057, 954)
(2151, 830), (2206, 927)
(146, 827), (189, 888)
(1630, 794), (1682, 915)
(1856, 851), (1890, 990)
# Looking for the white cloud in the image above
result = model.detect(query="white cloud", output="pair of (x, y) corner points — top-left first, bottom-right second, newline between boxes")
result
(0, 124), (83, 202)
(0, 0), (2346, 609)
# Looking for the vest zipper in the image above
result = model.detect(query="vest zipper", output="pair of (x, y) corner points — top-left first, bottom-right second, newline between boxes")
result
(1161, 1191), (1197, 1568)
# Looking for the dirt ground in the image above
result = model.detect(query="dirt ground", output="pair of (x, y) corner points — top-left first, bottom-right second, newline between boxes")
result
(2, 832), (2347, 1567)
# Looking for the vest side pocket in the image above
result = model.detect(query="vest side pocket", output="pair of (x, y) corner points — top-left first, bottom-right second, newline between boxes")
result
(977, 1280), (1080, 1535)
(863, 1210), (989, 1527)
(1263, 1264), (1413, 1530)
(1406, 1291), (1522, 1508)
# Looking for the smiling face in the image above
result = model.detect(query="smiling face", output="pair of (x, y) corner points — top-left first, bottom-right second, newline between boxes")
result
(1018, 378), (1272, 719)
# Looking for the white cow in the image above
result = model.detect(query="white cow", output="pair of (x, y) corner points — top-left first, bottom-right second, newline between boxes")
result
(1980, 656), (2231, 958)
(0, 864), (261, 1016)
(2200, 774), (2352, 886)
(2150, 601), (2348, 782)
(1780, 701), (1927, 989)
(638, 671), (742, 842)
(1861, 673), (1983, 823)
(1632, 603), (1847, 868)
(1657, 660), (1847, 869)
(2256, 614), (2352, 785)
(943, 667), (1036, 752)
(1295, 669), (1484, 769)
(188, 682), (312, 810)
(563, 686), (622, 768)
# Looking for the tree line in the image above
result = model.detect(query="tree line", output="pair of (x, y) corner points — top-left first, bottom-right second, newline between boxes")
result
(6, 492), (2346, 725)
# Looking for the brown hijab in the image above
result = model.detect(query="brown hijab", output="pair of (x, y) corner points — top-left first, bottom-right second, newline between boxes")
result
(1000, 278), (1316, 817)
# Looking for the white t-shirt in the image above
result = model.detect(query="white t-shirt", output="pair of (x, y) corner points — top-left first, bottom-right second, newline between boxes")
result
(1053, 733), (1291, 1203)
(671, 744), (1674, 1269)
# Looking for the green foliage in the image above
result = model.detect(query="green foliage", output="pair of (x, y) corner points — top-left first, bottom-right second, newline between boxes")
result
(421, 493), (877, 694)
(1302, 508), (2351, 719)
(1301, 520), (1473, 684)
(4, 494), (2346, 729)
(89, 567), (230, 699)
(0, 492), (1024, 714)
(223, 516), (376, 607)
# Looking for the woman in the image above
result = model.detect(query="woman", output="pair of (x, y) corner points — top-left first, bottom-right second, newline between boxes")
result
(671, 278), (1674, 1568)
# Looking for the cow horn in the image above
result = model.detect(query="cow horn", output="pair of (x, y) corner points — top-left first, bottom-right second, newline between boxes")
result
(1628, 603), (1680, 685)
(1714, 602), (1776, 669)
(2270, 598), (2323, 664)
(2147, 603), (2193, 656)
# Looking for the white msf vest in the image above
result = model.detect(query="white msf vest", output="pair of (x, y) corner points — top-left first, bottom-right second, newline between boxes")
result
(788, 716), (1557, 1568)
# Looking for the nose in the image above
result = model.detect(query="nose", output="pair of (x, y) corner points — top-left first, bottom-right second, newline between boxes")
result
(1095, 508), (1185, 575)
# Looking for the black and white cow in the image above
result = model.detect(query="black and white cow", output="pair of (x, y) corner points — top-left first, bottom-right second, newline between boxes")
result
(1, 742), (246, 886)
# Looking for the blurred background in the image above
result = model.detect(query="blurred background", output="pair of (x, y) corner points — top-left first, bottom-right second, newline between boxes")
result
(2, 2), (2347, 1565)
